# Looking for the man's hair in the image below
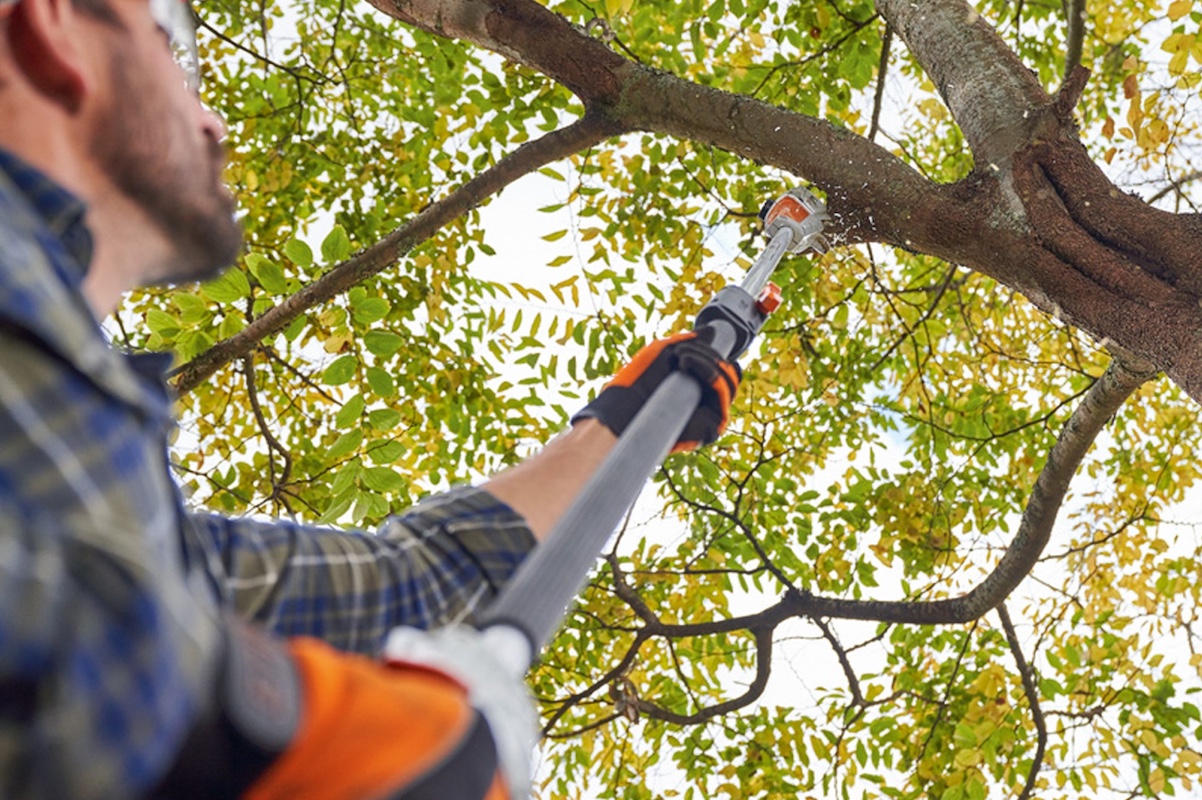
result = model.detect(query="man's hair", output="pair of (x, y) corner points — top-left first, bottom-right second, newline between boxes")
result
(0, 0), (122, 23)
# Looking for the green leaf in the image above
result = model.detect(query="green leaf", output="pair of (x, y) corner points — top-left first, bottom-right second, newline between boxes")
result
(366, 366), (396, 397)
(368, 440), (405, 464)
(201, 267), (251, 304)
(246, 253), (288, 295)
(284, 237), (314, 268)
(361, 466), (405, 493)
(284, 316), (307, 342)
(367, 407), (402, 430)
(217, 314), (245, 339)
(352, 297), (391, 326)
(364, 330), (405, 356)
(334, 394), (365, 428)
(322, 355), (358, 386)
(146, 308), (180, 334)
(327, 428), (363, 459)
(321, 224), (352, 262)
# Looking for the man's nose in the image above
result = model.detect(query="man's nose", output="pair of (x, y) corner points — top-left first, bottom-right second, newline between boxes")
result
(200, 105), (227, 144)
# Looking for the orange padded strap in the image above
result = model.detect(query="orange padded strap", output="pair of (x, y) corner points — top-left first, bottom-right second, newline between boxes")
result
(244, 637), (476, 800)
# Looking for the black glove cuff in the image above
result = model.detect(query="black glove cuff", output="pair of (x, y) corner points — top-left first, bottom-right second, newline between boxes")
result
(570, 386), (643, 439)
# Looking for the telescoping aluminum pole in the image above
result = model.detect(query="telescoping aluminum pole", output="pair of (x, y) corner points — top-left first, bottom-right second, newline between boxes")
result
(479, 188), (831, 675)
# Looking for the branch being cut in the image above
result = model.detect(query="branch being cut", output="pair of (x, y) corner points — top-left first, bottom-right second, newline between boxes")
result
(171, 112), (624, 394)
(374, 0), (957, 250)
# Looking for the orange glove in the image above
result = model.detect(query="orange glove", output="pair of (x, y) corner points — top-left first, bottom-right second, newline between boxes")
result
(150, 620), (531, 800)
(572, 328), (741, 452)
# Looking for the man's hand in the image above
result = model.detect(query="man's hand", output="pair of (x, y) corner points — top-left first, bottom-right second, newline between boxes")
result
(572, 328), (741, 452)
(383, 626), (537, 800)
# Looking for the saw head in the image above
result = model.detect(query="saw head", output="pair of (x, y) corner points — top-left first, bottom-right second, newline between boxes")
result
(759, 187), (831, 254)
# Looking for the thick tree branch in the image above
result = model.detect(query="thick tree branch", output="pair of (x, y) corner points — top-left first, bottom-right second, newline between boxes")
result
(1033, 139), (1202, 297)
(171, 112), (624, 393)
(633, 626), (774, 725)
(780, 356), (1157, 624)
(876, 0), (1048, 166)
(373, 0), (955, 250)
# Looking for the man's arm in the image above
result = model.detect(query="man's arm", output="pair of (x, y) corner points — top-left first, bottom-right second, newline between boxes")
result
(186, 421), (616, 652)
(191, 335), (737, 652)
(482, 418), (617, 542)
(183, 421), (614, 653)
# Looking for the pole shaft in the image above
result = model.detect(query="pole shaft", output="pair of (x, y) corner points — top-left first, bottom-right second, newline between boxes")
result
(481, 233), (793, 669)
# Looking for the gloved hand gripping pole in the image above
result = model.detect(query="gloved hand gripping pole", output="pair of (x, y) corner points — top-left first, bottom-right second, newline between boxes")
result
(478, 188), (831, 675)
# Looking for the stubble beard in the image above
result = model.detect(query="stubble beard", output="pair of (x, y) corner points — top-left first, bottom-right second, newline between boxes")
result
(91, 46), (243, 286)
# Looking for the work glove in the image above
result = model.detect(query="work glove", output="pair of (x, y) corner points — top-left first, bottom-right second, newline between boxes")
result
(383, 626), (537, 800)
(572, 328), (741, 452)
(151, 619), (535, 800)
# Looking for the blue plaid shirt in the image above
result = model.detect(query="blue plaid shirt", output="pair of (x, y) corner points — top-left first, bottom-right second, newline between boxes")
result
(0, 151), (536, 800)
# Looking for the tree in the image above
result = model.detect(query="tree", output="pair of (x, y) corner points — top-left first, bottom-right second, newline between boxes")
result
(125, 0), (1202, 795)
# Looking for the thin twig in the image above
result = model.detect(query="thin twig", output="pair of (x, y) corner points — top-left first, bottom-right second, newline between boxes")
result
(998, 604), (1047, 800)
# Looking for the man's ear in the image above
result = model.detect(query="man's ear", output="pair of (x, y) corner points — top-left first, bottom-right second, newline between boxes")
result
(6, 0), (96, 111)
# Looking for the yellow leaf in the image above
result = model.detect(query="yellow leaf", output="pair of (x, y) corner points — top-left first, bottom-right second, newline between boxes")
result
(1127, 101), (1144, 130)
(1148, 118), (1169, 145)
(954, 748), (982, 768)
(1168, 0), (1192, 20)
(1169, 47), (1190, 75)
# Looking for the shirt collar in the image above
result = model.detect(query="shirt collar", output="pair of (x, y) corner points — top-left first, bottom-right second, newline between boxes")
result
(0, 149), (93, 288)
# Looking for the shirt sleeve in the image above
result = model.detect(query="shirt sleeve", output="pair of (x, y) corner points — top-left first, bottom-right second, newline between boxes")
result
(185, 485), (537, 655)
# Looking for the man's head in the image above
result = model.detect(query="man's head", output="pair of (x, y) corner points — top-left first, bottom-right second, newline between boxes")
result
(0, 0), (241, 306)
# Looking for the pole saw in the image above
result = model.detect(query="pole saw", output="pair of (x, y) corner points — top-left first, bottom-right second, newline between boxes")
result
(477, 187), (832, 675)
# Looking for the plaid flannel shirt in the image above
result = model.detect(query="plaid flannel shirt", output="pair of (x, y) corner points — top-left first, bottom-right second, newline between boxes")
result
(0, 150), (536, 800)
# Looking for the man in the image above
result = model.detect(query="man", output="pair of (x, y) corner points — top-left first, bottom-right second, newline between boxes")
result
(0, 0), (740, 796)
